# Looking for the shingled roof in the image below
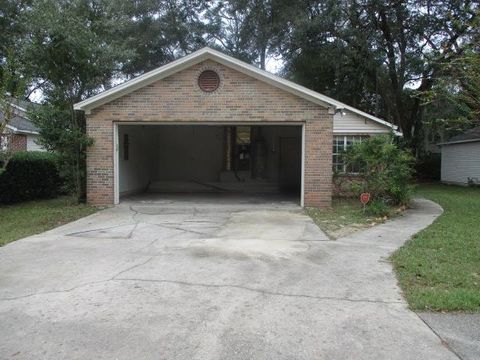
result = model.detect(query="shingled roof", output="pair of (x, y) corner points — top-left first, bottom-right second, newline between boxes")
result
(440, 126), (480, 145)
(0, 98), (40, 134)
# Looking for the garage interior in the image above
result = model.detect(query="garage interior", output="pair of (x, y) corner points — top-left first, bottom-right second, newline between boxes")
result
(117, 124), (302, 203)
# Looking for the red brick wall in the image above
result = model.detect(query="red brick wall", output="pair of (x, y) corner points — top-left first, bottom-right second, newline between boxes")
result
(86, 59), (333, 207)
(10, 134), (27, 152)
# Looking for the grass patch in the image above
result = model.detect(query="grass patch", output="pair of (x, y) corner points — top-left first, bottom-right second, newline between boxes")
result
(306, 198), (389, 239)
(391, 184), (480, 312)
(0, 196), (98, 246)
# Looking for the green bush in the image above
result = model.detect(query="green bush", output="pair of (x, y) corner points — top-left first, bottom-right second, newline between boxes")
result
(365, 199), (391, 217)
(345, 134), (415, 215)
(0, 151), (62, 204)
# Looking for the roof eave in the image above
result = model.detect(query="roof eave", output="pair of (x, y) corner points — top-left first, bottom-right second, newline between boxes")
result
(438, 138), (480, 146)
(5, 124), (39, 134)
(9, 103), (27, 112)
(74, 47), (397, 133)
(74, 49), (213, 112)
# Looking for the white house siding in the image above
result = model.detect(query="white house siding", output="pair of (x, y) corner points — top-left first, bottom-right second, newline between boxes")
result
(441, 141), (480, 185)
(334, 110), (390, 134)
(26, 134), (45, 151)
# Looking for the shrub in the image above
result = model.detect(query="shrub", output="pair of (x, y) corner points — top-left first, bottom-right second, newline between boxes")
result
(0, 151), (62, 204)
(333, 174), (363, 198)
(344, 134), (415, 215)
(365, 199), (391, 217)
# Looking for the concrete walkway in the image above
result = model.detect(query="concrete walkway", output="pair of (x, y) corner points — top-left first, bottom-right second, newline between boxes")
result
(0, 195), (460, 359)
(418, 312), (480, 360)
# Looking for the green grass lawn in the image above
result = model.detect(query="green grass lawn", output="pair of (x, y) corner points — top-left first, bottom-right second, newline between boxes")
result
(0, 197), (98, 246)
(392, 184), (480, 312)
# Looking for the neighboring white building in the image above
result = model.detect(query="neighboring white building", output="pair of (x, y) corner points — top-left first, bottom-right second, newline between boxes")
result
(439, 127), (480, 185)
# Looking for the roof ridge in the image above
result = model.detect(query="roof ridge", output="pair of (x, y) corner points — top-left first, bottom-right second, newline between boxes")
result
(74, 47), (398, 133)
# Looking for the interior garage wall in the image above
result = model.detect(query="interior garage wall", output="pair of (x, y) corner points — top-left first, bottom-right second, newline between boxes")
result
(118, 125), (153, 195)
(261, 126), (302, 182)
(118, 125), (301, 194)
(150, 126), (224, 182)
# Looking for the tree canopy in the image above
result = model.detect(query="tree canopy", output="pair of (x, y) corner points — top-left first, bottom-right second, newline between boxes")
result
(282, 0), (478, 148)
(0, 0), (478, 153)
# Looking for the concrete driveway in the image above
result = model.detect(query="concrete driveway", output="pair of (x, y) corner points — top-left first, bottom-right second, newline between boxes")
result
(0, 194), (458, 359)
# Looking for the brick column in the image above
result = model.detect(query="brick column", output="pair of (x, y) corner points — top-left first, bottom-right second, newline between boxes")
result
(86, 113), (115, 205)
(304, 113), (333, 208)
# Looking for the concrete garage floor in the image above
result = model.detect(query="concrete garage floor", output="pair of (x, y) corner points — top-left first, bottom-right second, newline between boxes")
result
(0, 195), (459, 360)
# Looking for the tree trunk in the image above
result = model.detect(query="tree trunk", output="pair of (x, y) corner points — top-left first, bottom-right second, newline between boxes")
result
(259, 46), (266, 70)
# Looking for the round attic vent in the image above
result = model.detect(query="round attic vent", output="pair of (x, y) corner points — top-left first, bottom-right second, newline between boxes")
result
(198, 70), (220, 92)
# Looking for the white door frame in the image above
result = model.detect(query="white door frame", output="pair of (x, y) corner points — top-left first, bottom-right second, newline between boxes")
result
(113, 122), (120, 204)
(113, 121), (306, 206)
(300, 123), (305, 207)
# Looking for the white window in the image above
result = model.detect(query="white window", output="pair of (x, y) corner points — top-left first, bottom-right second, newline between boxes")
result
(333, 135), (368, 173)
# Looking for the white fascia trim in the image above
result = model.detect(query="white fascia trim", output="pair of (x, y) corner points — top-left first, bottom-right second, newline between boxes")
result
(438, 138), (480, 146)
(5, 124), (18, 132)
(74, 47), (335, 111)
(74, 49), (213, 112)
(338, 107), (399, 131)
(18, 130), (40, 135)
(74, 47), (397, 132)
(116, 121), (304, 126)
(333, 129), (402, 136)
(4, 124), (39, 135)
(9, 103), (27, 112)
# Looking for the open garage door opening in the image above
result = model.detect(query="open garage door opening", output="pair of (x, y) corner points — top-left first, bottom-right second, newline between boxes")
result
(116, 124), (303, 205)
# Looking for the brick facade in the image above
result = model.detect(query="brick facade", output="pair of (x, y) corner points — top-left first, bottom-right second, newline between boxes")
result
(86, 59), (333, 207)
(10, 134), (27, 152)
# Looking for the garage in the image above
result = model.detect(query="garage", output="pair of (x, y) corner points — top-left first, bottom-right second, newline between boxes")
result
(75, 47), (335, 208)
(116, 124), (303, 204)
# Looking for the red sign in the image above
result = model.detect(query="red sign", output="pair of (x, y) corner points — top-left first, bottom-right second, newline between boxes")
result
(360, 193), (371, 204)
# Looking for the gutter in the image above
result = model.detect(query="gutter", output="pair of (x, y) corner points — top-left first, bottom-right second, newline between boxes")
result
(5, 124), (39, 135)
(437, 138), (480, 146)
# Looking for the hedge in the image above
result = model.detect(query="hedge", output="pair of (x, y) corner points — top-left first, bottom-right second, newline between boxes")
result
(0, 151), (62, 204)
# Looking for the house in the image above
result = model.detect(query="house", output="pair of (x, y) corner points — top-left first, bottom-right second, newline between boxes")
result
(0, 99), (45, 152)
(439, 127), (480, 186)
(74, 47), (398, 208)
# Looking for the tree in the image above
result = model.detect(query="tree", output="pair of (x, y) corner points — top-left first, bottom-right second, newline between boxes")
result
(20, 0), (132, 200)
(0, 51), (27, 167)
(206, 0), (299, 69)
(0, 1), (31, 155)
(421, 44), (480, 144)
(0, 0), (31, 61)
(282, 0), (479, 151)
(109, 0), (209, 76)
(445, 50), (480, 124)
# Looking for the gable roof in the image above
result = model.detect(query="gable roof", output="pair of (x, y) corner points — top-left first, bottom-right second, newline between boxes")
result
(74, 47), (399, 133)
(439, 126), (480, 146)
(0, 99), (40, 134)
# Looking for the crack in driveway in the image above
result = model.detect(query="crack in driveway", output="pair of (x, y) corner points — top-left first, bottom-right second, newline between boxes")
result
(0, 254), (401, 306)
(0, 276), (403, 306)
(112, 277), (405, 305)
(0, 197), (456, 360)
